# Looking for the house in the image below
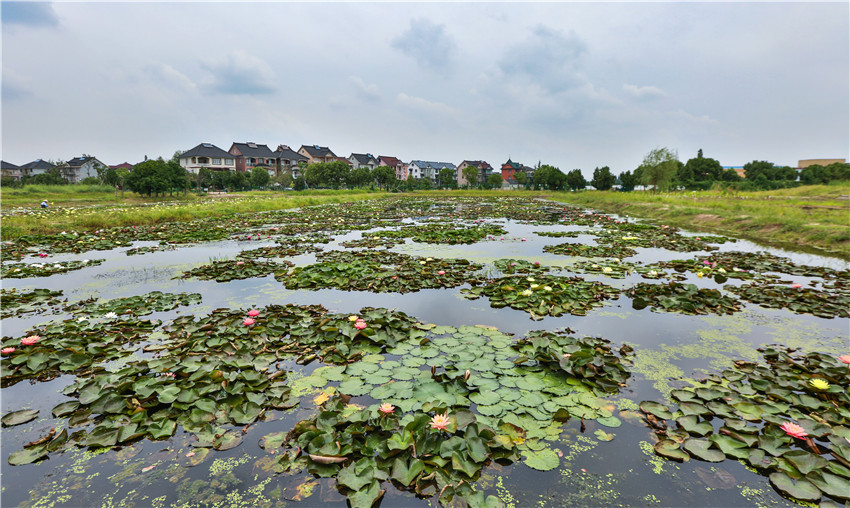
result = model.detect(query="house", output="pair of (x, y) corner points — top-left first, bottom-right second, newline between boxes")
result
(274, 145), (308, 178)
(722, 166), (746, 178)
(229, 142), (276, 174)
(348, 153), (379, 171)
(298, 145), (338, 165)
(457, 160), (493, 186)
(179, 143), (236, 174)
(500, 159), (534, 185)
(1, 160), (22, 180)
(378, 155), (407, 180)
(109, 162), (134, 171)
(408, 160), (457, 183)
(59, 156), (106, 183)
(19, 159), (55, 178)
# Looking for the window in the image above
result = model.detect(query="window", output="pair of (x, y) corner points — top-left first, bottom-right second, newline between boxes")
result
(212, 158), (221, 165)
(198, 157), (209, 164)
(225, 158), (234, 165)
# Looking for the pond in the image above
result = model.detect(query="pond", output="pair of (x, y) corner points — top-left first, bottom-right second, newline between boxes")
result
(1, 196), (848, 507)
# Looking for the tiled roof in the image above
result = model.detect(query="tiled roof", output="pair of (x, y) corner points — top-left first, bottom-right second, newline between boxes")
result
(275, 145), (307, 161)
(300, 145), (337, 158)
(410, 160), (457, 170)
(180, 143), (233, 159)
(1, 160), (20, 170)
(349, 153), (378, 165)
(231, 142), (275, 158)
(20, 159), (55, 170)
(378, 156), (402, 167)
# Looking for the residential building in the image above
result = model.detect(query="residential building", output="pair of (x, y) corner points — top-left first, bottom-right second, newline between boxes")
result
(1, 160), (22, 180)
(457, 160), (493, 187)
(722, 166), (746, 178)
(348, 153), (379, 170)
(378, 155), (407, 180)
(298, 144), (338, 165)
(19, 159), (55, 178)
(109, 162), (134, 171)
(229, 142), (276, 174)
(274, 145), (307, 178)
(408, 160), (457, 183)
(179, 143), (236, 174)
(500, 159), (534, 186)
(59, 156), (106, 183)
(798, 158), (846, 169)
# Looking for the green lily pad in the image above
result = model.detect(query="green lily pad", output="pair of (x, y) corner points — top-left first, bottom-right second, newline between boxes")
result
(1, 409), (39, 427)
(769, 472), (821, 502)
(682, 438), (725, 462)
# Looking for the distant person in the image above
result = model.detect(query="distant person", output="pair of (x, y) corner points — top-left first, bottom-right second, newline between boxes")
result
(40, 200), (48, 209)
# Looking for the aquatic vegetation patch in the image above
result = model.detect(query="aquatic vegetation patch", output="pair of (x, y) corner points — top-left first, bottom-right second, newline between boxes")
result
(533, 231), (582, 238)
(626, 282), (741, 315)
(640, 347), (850, 504)
(369, 223), (508, 245)
(462, 275), (620, 319)
(571, 260), (640, 279)
(178, 258), (292, 282)
(1, 315), (159, 387)
(543, 242), (637, 259)
(1, 259), (104, 278)
(492, 258), (552, 275)
(728, 282), (850, 319)
(341, 236), (405, 249)
(64, 291), (202, 317)
(277, 249), (485, 293)
(0, 287), (66, 318)
(237, 243), (322, 259)
(125, 245), (176, 256)
(593, 228), (731, 253)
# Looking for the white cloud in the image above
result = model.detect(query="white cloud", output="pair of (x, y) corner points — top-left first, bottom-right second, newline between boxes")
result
(499, 25), (589, 94)
(622, 83), (666, 99)
(396, 92), (455, 116)
(391, 18), (456, 70)
(350, 77), (380, 102)
(199, 51), (278, 96)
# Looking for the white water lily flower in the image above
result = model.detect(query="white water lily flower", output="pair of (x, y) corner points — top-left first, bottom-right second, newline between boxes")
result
(53, 264), (62, 268)
(530, 284), (540, 290)
(521, 289), (533, 296)
(602, 267), (613, 273)
(591, 264), (598, 269)
(718, 268), (726, 274)
(32, 263), (44, 268)
(543, 286), (552, 291)
(77, 317), (88, 322)
(526, 277), (535, 282)
(103, 312), (118, 319)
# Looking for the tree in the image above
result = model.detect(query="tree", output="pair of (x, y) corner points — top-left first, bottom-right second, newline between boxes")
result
(462, 165), (479, 188)
(293, 176), (306, 191)
(438, 167), (456, 189)
(720, 168), (742, 182)
(591, 166), (616, 190)
(743, 160), (775, 182)
(486, 173), (504, 189)
(684, 150), (723, 184)
(514, 171), (527, 187)
(531, 165), (566, 190)
(348, 167), (373, 188)
(126, 159), (169, 196)
(372, 166), (395, 190)
(618, 170), (637, 191)
(251, 166), (270, 188)
(165, 157), (189, 195)
(565, 169), (587, 191)
(639, 147), (679, 192)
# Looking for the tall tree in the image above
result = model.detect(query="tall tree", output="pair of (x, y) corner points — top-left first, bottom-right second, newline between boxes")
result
(565, 169), (587, 191)
(462, 165), (479, 188)
(486, 173), (504, 189)
(251, 166), (270, 188)
(639, 147), (679, 192)
(618, 170), (637, 191)
(591, 166), (616, 190)
(126, 159), (169, 196)
(438, 167), (456, 189)
(684, 150), (723, 184)
(372, 166), (395, 190)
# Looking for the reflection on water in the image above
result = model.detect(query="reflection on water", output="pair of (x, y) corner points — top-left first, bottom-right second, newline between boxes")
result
(1, 202), (846, 508)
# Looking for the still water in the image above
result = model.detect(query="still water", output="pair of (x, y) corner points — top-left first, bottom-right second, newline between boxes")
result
(1, 198), (847, 507)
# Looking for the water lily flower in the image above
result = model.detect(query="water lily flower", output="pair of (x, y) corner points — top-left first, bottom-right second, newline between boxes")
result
(526, 277), (535, 282)
(103, 312), (118, 319)
(809, 378), (829, 390)
(839, 355), (850, 364)
(521, 238), (526, 242)
(791, 284), (802, 289)
(602, 267), (613, 274)
(430, 412), (450, 431)
(780, 421), (808, 439)
(530, 284), (540, 289)
(521, 289), (533, 296)
(591, 264), (599, 269)
(243, 318), (255, 326)
(236, 261), (245, 266)
(534, 261), (540, 265)
(510, 262), (516, 266)
(247, 309), (260, 317)
(21, 335), (41, 346)
(392, 276), (398, 280)
(718, 268), (726, 274)
(379, 403), (395, 414)
(437, 270), (445, 275)
(354, 319), (367, 330)
(77, 317), (88, 322)
(420, 261), (427, 265)
(1, 347), (16, 354)
(543, 286), (552, 292)
(697, 272), (704, 278)
(426, 258), (433, 262)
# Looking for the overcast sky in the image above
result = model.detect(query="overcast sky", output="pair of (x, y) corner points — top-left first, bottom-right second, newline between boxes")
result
(2, 1), (848, 176)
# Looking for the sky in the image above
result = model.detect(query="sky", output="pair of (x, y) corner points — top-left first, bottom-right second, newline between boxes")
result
(2, 1), (848, 177)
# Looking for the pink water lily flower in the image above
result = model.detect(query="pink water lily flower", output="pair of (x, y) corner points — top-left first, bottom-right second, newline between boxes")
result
(379, 403), (395, 414)
(21, 335), (41, 346)
(243, 318), (255, 326)
(354, 319), (367, 330)
(437, 270), (445, 275)
(839, 355), (850, 364)
(247, 309), (260, 317)
(791, 284), (802, 289)
(430, 413), (450, 432)
(236, 261), (245, 266)
(780, 421), (808, 439)
(1, 347), (16, 354)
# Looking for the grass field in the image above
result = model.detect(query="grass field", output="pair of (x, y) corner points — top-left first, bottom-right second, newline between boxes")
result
(549, 183), (850, 259)
(2, 184), (848, 259)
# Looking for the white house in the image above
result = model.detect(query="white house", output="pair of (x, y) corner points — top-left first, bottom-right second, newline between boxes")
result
(60, 156), (106, 183)
(179, 143), (236, 174)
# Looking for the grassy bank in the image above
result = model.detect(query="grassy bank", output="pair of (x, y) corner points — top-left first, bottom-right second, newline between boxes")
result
(0, 190), (386, 239)
(550, 183), (850, 260)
